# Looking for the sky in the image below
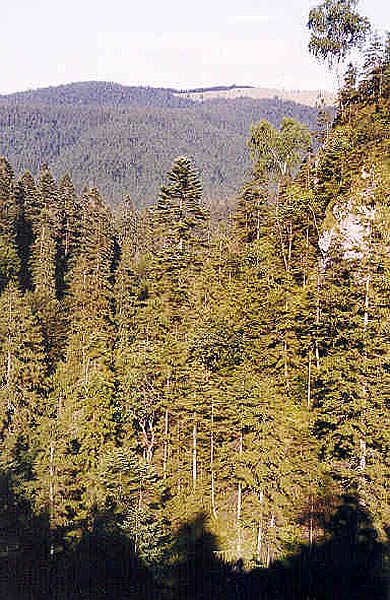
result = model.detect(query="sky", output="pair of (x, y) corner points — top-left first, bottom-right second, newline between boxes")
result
(1, 0), (389, 94)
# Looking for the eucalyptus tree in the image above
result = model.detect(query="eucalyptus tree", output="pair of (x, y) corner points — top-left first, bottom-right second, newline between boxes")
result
(307, 0), (370, 83)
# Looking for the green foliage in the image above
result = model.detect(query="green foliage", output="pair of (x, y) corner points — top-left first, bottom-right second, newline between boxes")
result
(0, 157), (19, 290)
(0, 54), (389, 592)
(0, 283), (47, 471)
(308, 0), (370, 71)
(153, 156), (207, 253)
(249, 117), (312, 182)
(0, 86), (319, 207)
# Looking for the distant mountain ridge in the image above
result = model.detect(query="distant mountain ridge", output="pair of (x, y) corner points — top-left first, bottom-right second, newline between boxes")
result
(0, 81), (333, 108)
(0, 81), (193, 108)
(176, 84), (255, 94)
(0, 81), (322, 207)
(174, 85), (334, 107)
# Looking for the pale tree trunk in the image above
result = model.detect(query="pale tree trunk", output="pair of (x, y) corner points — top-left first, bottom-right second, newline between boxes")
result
(359, 210), (373, 494)
(49, 440), (55, 559)
(256, 490), (264, 562)
(266, 513), (276, 568)
(307, 349), (312, 409)
(177, 419), (182, 495)
(140, 417), (155, 464)
(163, 378), (170, 478)
(309, 493), (314, 548)
(218, 239), (223, 281)
(6, 291), (13, 429)
(359, 270), (370, 493)
(6, 349), (12, 427)
(163, 407), (169, 479)
(255, 200), (261, 267)
(256, 200), (261, 242)
(81, 333), (90, 387)
(276, 217), (289, 272)
(304, 226), (310, 287)
(315, 263), (322, 370)
(236, 430), (243, 558)
(210, 398), (217, 517)
(287, 222), (293, 270)
(283, 295), (291, 391)
(192, 420), (197, 490)
(283, 337), (290, 392)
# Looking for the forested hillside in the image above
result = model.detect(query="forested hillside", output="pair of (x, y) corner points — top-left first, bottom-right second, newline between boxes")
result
(0, 81), (319, 207)
(0, 36), (390, 596)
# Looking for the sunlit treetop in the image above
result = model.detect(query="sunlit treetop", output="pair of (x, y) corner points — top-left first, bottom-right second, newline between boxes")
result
(307, 0), (371, 71)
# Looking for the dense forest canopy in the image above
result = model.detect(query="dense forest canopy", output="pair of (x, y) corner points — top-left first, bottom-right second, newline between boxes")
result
(1, 3), (390, 598)
(0, 82), (319, 208)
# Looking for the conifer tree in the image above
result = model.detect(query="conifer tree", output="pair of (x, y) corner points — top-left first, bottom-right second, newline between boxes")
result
(0, 158), (19, 291)
(57, 173), (81, 296)
(29, 198), (63, 367)
(0, 282), (47, 468)
(14, 172), (42, 292)
(44, 187), (117, 539)
(153, 156), (207, 254)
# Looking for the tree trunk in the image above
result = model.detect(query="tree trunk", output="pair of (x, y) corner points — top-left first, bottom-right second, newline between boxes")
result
(163, 407), (169, 479)
(163, 377), (170, 478)
(309, 493), (314, 547)
(266, 513), (276, 568)
(192, 420), (197, 490)
(256, 490), (264, 562)
(49, 440), (55, 559)
(210, 399), (217, 517)
(359, 270), (370, 495)
(236, 430), (243, 558)
(307, 349), (312, 409)
(315, 262), (322, 370)
(140, 417), (155, 464)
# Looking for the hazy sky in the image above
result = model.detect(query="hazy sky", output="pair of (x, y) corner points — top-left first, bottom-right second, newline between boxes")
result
(1, 0), (389, 94)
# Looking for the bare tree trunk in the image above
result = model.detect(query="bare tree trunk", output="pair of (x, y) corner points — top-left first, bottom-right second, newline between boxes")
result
(163, 375), (170, 477)
(49, 440), (55, 559)
(315, 262), (322, 370)
(236, 430), (243, 558)
(309, 493), (314, 547)
(6, 350), (12, 424)
(6, 291), (13, 430)
(192, 420), (197, 490)
(256, 490), (264, 562)
(304, 225), (309, 287)
(283, 338), (290, 391)
(210, 399), (217, 517)
(275, 184), (289, 273)
(266, 513), (276, 568)
(140, 417), (155, 464)
(177, 419), (182, 495)
(307, 349), (312, 409)
(163, 407), (169, 479)
(287, 222), (293, 270)
(359, 270), (370, 495)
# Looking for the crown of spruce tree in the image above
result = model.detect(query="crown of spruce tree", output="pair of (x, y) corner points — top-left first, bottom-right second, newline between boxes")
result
(154, 156), (207, 252)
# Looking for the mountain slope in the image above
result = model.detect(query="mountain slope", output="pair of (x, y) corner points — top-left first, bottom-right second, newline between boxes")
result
(0, 81), (193, 108)
(174, 85), (334, 107)
(0, 82), (320, 207)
